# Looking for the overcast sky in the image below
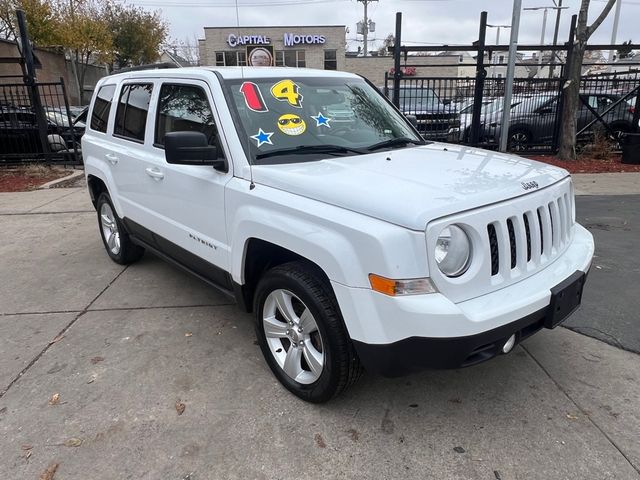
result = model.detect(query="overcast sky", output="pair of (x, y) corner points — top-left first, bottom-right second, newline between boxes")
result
(127, 0), (637, 53)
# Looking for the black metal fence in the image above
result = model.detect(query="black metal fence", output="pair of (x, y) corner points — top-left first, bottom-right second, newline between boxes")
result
(0, 10), (82, 166)
(0, 79), (82, 164)
(387, 11), (640, 154)
(384, 72), (640, 153)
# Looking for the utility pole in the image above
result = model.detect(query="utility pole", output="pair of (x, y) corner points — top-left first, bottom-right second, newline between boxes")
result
(548, 0), (563, 78)
(487, 24), (511, 78)
(607, 0), (622, 63)
(499, 0), (522, 152)
(524, 5), (568, 78)
(357, 0), (378, 56)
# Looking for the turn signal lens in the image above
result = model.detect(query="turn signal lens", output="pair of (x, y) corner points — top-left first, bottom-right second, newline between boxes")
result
(368, 274), (437, 296)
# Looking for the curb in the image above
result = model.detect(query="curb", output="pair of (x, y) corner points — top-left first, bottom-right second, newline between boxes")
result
(38, 170), (85, 189)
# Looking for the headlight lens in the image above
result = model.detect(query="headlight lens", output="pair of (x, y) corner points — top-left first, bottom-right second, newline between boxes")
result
(435, 225), (471, 277)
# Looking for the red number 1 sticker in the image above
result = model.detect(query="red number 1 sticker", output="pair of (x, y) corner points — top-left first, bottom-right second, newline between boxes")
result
(239, 82), (268, 112)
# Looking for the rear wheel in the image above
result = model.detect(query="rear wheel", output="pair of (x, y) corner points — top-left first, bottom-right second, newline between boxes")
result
(253, 262), (362, 403)
(96, 193), (144, 265)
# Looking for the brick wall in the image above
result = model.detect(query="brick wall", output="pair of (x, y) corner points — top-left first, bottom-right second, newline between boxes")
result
(343, 55), (461, 86)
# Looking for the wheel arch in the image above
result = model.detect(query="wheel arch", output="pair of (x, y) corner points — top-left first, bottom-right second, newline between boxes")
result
(235, 238), (335, 313)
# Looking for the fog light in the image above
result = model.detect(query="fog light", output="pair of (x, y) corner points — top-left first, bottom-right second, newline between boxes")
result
(502, 334), (516, 354)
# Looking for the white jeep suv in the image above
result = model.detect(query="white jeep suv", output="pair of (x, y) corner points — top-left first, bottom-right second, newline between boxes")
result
(82, 67), (594, 403)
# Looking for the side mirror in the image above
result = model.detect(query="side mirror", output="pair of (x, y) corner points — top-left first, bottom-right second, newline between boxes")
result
(538, 107), (553, 115)
(164, 131), (226, 170)
(442, 99), (452, 106)
(405, 114), (418, 128)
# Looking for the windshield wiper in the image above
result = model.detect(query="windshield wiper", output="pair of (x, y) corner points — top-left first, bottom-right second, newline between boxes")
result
(366, 137), (426, 152)
(255, 144), (366, 160)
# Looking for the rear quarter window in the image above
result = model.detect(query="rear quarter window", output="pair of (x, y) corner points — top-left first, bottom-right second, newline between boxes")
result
(114, 83), (153, 142)
(90, 85), (116, 133)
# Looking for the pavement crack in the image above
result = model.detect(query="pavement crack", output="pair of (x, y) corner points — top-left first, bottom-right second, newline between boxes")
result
(26, 189), (82, 213)
(0, 265), (129, 400)
(88, 303), (236, 312)
(0, 309), (83, 317)
(522, 344), (640, 476)
(0, 210), (94, 216)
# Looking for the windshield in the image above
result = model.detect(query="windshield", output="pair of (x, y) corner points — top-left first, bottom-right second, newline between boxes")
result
(224, 76), (423, 164)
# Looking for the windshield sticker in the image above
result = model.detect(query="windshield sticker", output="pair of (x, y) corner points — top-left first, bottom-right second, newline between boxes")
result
(270, 79), (303, 108)
(251, 128), (274, 147)
(239, 82), (268, 112)
(311, 112), (331, 128)
(277, 114), (306, 136)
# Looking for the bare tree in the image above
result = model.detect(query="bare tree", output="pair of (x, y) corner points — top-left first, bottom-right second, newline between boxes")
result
(558, 0), (617, 160)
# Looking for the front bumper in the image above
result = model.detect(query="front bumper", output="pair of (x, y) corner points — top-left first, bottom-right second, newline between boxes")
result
(354, 270), (587, 377)
(331, 224), (594, 376)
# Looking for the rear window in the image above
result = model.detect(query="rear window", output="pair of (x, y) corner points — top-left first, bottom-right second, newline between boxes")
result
(114, 83), (153, 142)
(90, 85), (116, 133)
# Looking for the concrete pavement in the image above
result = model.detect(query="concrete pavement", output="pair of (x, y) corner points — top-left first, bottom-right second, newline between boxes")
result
(0, 185), (639, 479)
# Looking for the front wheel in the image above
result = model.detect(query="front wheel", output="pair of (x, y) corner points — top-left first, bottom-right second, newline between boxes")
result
(253, 262), (362, 403)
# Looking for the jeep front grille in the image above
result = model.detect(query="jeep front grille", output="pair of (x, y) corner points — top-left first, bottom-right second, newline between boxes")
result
(426, 177), (575, 304)
(487, 192), (573, 277)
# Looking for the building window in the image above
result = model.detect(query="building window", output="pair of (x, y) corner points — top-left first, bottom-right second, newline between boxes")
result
(215, 51), (247, 66)
(498, 55), (505, 64)
(274, 50), (306, 67)
(324, 49), (337, 70)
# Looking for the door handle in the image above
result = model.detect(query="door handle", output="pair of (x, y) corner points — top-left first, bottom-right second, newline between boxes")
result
(145, 167), (165, 180)
(105, 153), (119, 165)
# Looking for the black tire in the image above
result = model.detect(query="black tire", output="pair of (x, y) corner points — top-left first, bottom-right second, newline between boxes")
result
(253, 261), (362, 403)
(609, 124), (631, 151)
(96, 192), (144, 265)
(507, 129), (531, 152)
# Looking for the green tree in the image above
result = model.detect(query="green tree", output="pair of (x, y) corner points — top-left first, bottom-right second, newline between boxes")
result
(106, 2), (167, 68)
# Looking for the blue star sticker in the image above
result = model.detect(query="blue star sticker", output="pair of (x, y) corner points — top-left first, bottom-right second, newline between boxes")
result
(251, 128), (274, 147)
(311, 112), (331, 128)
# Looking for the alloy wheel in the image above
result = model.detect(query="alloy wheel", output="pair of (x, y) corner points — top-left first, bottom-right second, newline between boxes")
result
(262, 289), (325, 384)
(100, 202), (121, 255)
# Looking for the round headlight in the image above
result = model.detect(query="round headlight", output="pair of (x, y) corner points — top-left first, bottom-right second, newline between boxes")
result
(435, 225), (471, 277)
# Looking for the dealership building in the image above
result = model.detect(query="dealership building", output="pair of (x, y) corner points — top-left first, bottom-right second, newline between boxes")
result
(198, 25), (346, 71)
(198, 25), (464, 86)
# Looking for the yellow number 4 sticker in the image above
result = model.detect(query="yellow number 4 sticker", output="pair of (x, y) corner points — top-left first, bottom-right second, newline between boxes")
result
(270, 79), (303, 108)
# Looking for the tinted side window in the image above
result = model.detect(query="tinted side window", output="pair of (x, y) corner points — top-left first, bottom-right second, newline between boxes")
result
(155, 84), (218, 147)
(90, 85), (115, 133)
(114, 83), (153, 142)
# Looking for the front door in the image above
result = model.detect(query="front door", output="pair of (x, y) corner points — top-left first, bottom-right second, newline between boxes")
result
(134, 79), (233, 287)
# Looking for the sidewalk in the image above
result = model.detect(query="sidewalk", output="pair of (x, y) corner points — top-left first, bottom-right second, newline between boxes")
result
(0, 186), (638, 479)
(572, 172), (640, 196)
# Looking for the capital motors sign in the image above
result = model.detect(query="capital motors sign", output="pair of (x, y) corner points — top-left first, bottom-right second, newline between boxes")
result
(283, 33), (326, 47)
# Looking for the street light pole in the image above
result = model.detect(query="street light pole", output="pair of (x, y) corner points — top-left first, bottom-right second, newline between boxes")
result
(549, 0), (563, 78)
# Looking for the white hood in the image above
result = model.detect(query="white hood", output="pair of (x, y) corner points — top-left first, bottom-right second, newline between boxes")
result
(252, 143), (569, 230)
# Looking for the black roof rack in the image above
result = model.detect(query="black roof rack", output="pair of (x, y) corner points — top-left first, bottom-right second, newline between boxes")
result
(115, 62), (180, 74)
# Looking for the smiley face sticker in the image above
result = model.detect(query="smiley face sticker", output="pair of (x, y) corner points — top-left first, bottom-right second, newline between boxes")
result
(277, 114), (306, 136)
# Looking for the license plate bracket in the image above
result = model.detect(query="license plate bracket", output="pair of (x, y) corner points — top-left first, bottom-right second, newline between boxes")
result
(545, 271), (586, 329)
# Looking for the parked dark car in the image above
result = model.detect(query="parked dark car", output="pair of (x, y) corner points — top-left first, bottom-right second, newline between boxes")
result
(485, 92), (636, 151)
(389, 86), (459, 141)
